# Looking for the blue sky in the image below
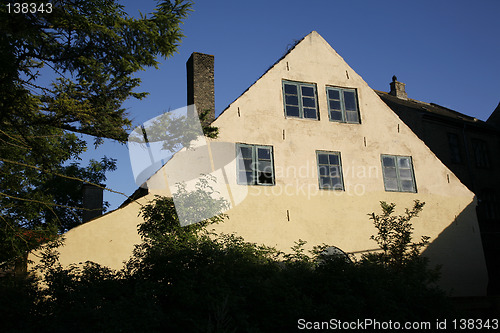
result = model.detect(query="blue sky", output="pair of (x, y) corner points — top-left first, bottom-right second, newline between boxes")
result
(84, 0), (500, 211)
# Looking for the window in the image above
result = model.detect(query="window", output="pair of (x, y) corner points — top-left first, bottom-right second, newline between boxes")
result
(471, 139), (490, 168)
(236, 143), (275, 185)
(316, 151), (344, 190)
(447, 133), (462, 164)
(326, 87), (360, 123)
(478, 189), (500, 222)
(381, 155), (416, 192)
(282, 80), (318, 119)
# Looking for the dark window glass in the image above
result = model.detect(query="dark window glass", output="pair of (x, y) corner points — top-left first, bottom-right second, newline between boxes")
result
(343, 91), (357, 111)
(301, 86), (315, 97)
(284, 84), (297, 95)
(447, 133), (462, 164)
(472, 139), (490, 168)
(285, 106), (300, 117)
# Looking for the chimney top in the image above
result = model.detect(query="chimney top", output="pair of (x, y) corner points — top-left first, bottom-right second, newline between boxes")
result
(186, 52), (215, 126)
(389, 75), (408, 100)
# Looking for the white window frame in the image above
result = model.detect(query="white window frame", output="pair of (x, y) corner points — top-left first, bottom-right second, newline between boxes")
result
(236, 143), (275, 186)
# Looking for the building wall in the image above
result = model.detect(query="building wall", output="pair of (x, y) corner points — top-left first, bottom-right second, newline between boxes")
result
(198, 31), (486, 296)
(381, 96), (500, 294)
(30, 31), (488, 296)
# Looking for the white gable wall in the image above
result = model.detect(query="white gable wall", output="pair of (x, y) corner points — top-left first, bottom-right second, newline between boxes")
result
(205, 31), (487, 296)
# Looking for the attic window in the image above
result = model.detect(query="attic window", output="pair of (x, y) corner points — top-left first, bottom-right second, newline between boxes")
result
(381, 155), (416, 193)
(282, 80), (318, 119)
(326, 87), (360, 124)
(236, 143), (275, 185)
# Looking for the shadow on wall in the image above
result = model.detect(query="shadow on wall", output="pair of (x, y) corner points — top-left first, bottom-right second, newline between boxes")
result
(422, 201), (488, 297)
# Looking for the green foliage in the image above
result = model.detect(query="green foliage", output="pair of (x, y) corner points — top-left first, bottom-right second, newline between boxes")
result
(0, 196), (456, 332)
(365, 200), (430, 267)
(128, 108), (219, 155)
(0, 0), (192, 269)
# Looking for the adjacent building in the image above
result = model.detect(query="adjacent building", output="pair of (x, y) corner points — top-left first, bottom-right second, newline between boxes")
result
(377, 80), (500, 294)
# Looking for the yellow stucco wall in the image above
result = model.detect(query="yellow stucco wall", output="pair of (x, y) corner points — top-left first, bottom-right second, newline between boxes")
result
(29, 31), (488, 296)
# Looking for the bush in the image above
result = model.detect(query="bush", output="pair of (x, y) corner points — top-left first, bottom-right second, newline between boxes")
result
(2, 199), (455, 332)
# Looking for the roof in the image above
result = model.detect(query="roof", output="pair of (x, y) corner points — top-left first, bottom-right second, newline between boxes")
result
(375, 90), (493, 126)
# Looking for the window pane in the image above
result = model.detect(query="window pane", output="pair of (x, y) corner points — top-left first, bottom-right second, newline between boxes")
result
(401, 180), (415, 192)
(329, 100), (341, 111)
(384, 167), (397, 179)
(330, 110), (343, 121)
(242, 158), (253, 171)
(329, 166), (340, 177)
(239, 146), (252, 159)
(398, 168), (412, 179)
(301, 86), (314, 97)
(328, 154), (339, 165)
(346, 110), (359, 123)
(284, 84), (297, 95)
(303, 108), (317, 119)
(285, 95), (299, 106)
(343, 91), (357, 111)
(302, 97), (316, 108)
(328, 89), (340, 100)
(398, 157), (410, 168)
(239, 171), (253, 184)
(285, 105), (300, 117)
(258, 161), (272, 173)
(319, 165), (328, 176)
(257, 147), (271, 160)
(320, 177), (331, 188)
(318, 154), (328, 164)
(384, 178), (398, 191)
(258, 172), (273, 184)
(331, 177), (342, 189)
(382, 156), (395, 167)
(448, 133), (462, 163)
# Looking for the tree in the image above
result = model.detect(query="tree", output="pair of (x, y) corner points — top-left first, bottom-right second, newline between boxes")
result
(0, 0), (192, 271)
(365, 200), (430, 267)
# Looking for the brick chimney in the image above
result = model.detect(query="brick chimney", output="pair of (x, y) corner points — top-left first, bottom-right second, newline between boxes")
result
(389, 75), (408, 99)
(82, 183), (104, 222)
(186, 52), (215, 125)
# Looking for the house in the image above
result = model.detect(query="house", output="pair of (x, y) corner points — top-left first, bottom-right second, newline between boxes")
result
(377, 81), (500, 294)
(30, 31), (488, 297)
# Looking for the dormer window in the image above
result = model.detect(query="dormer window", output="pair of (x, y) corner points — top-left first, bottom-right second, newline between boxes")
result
(282, 80), (318, 120)
(326, 87), (360, 123)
